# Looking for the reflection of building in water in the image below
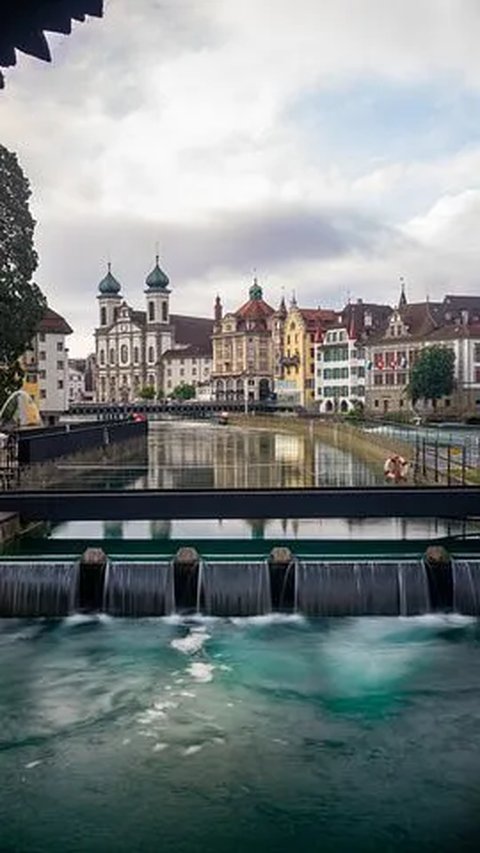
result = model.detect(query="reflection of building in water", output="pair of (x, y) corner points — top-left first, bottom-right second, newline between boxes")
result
(104, 521), (124, 538)
(314, 442), (379, 487)
(212, 429), (314, 489)
(147, 425), (215, 489)
(150, 520), (172, 539)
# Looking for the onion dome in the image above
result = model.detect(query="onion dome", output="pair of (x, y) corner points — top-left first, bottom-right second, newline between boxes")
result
(98, 263), (121, 296)
(249, 276), (263, 300)
(146, 255), (170, 289)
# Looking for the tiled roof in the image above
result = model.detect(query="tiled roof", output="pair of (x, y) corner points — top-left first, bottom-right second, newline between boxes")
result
(297, 308), (338, 328)
(37, 307), (73, 335)
(170, 314), (213, 350)
(235, 298), (275, 321)
(162, 344), (212, 360)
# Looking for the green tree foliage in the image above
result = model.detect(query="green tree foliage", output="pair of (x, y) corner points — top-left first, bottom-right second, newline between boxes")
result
(171, 382), (196, 400)
(407, 346), (455, 405)
(0, 144), (46, 404)
(138, 385), (155, 400)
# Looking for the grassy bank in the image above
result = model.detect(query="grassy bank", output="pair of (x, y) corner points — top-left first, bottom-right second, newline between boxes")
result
(229, 414), (415, 480)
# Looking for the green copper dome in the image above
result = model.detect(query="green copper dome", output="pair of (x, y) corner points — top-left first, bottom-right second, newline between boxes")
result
(146, 255), (170, 289)
(98, 263), (121, 296)
(249, 277), (263, 300)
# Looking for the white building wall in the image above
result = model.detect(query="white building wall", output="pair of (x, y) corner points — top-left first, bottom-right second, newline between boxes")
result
(37, 331), (69, 414)
(314, 327), (366, 412)
(164, 355), (212, 396)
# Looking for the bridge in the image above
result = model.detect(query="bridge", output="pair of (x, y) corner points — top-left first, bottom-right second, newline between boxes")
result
(0, 486), (479, 521)
(67, 400), (293, 420)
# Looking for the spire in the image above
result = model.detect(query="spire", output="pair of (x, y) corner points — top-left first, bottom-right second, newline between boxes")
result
(214, 294), (223, 324)
(290, 290), (297, 308)
(399, 276), (407, 309)
(278, 291), (287, 319)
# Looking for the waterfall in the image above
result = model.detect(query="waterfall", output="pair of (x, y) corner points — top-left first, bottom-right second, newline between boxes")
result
(0, 561), (79, 617)
(295, 560), (430, 616)
(200, 561), (272, 616)
(452, 560), (480, 614)
(103, 561), (175, 616)
(398, 561), (431, 615)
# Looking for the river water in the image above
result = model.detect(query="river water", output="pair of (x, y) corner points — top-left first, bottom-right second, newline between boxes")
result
(1, 614), (480, 852)
(3, 420), (480, 850)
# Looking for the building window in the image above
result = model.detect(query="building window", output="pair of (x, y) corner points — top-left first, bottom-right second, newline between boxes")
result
(148, 374), (155, 386)
(114, 307), (119, 321)
(100, 307), (107, 326)
(148, 301), (155, 322)
(39, 332), (45, 342)
(445, 398), (451, 407)
(148, 346), (155, 363)
(39, 351), (46, 360)
(474, 344), (480, 362)
(192, 368), (197, 375)
(110, 348), (115, 365)
(40, 389), (46, 399)
(100, 350), (105, 365)
(133, 346), (139, 363)
(57, 341), (63, 351)
(374, 399), (379, 408)
(475, 367), (480, 384)
(180, 369), (185, 377)
(399, 399), (404, 408)
(57, 361), (64, 370)
(162, 302), (168, 322)
(58, 379), (63, 389)
(120, 344), (128, 364)
(39, 370), (46, 379)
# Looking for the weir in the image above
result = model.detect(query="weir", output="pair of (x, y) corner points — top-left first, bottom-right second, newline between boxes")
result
(0, 548), (479, 618)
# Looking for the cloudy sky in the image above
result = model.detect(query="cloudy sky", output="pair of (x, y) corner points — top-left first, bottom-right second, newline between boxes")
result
(2, 0), (480, 356)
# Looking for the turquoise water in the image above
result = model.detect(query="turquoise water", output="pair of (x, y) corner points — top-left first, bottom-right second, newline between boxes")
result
(1, 615), (480, 851)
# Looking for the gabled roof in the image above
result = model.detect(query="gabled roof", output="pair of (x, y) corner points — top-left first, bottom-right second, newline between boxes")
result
(296, 308), (338, 329)
(37, 307), (73, 336)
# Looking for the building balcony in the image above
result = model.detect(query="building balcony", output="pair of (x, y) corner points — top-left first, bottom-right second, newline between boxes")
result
(281, 354), (300, 367)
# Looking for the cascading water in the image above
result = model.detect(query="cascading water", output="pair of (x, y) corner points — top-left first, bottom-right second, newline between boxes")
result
(200, 561), (272, 616)
(0, 561), (79, 617)
(103, 562), (175, 616)
(452, 560), (480, 614)
(295, 560), (430, 617)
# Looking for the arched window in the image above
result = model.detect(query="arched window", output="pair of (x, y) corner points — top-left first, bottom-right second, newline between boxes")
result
(110, 348), (115, 365)
(148, 374), (155, 386)
(148, 301), (155, 321)
(100, 306), (107, 326)
(133, 346), (139, 364)
(148, 346), (155, 363)
(120, 344), (128, 364)
(99, 349), (105, 365)
(162, 302), (168, 322)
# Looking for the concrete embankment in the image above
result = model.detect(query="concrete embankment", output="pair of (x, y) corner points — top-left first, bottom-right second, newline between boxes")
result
(230, 415), (414, 478)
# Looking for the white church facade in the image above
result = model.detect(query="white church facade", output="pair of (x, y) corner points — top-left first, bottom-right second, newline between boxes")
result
(94, 258), (213, 402)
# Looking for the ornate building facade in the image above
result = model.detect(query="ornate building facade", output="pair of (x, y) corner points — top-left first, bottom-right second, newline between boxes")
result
(279, 303), (338, 407)
(211, 279), (283, 402)
(94, 258), (212, 402)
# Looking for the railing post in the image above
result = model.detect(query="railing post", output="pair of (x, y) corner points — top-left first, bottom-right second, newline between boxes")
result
(462, 445), (467, 486)
(447, 443), (451, 486)
(434, 441), (439, 483)
(422, 437), (426, 477)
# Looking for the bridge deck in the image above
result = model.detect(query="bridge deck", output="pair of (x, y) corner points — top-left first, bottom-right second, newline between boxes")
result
(0, 487), (479, 520)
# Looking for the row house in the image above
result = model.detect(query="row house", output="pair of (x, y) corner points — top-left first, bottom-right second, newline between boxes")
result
(280, 302), (337, 407)
(315, 300), (391, 413)
(211, 279), (282, 402)
(162, 345), (212, 397)
(22, 307), (72, 424)
(365, 290), (480, 415)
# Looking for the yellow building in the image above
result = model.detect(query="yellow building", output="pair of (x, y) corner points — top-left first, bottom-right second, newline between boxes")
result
(211, 279), (282, 402)
(282, 303), (338, 408)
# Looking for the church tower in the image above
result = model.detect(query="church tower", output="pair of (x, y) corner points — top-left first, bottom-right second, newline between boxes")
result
(97, 263), (122, 328)
(144, 255), (173, 395)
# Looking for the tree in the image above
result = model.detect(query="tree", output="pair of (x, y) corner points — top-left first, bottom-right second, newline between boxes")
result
(138, 385), (155, 400)
(408, 346), (455, 407)
(0, 144), (46, 405)
(171, 382), (196, 401)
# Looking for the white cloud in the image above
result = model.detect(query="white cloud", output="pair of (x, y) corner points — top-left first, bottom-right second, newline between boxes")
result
(2, 0), (480, 354)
